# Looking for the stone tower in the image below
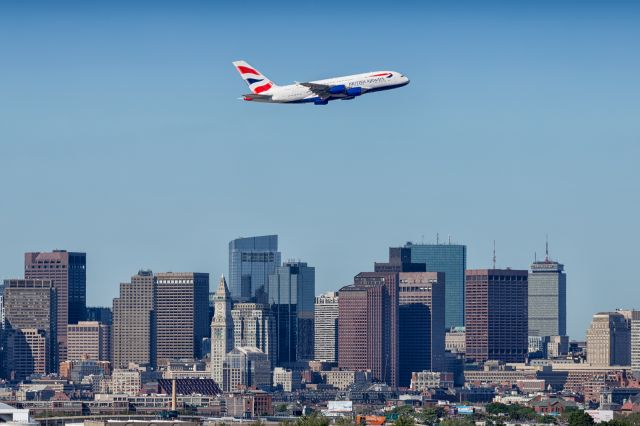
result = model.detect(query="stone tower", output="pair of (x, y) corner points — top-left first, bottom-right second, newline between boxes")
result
(211, 274), (233, 385)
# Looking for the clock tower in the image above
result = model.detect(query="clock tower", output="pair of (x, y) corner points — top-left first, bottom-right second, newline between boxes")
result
(210, 274), (233, 385)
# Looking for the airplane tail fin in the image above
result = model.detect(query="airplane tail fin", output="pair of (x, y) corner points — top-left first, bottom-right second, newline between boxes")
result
(232, 60), (277, 94)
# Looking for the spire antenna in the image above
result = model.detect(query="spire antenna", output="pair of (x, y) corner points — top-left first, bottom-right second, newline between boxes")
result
(545, 234), (549, 261)
(492, 240), (496, 269)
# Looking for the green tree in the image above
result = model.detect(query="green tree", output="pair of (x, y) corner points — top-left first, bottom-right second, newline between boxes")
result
(568, 410), (595, 426)
(440, 418), (475, 426)
(391, 406), (416, 416)
(277, 404), (289, 413)
(335, 417), (355, 426)
(394, 415), (416, 426)
(295, 412), (330, 426)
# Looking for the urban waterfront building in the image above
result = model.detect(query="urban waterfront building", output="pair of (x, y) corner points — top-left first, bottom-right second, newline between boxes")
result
(314, 292), (339, 362)
(404, 242), (467, 329)
(465, 269), (528, 363)
(223, 346), (271, 392)
(210, 275), (234, 385)
(398, 271), (446, 386)
(112, 270), (156, 368)
(338, 272), (399, 387)
(67, 321), (111, 362)
(528, 254), (566, 338)
(3, 279), (57, 377)
(268, 261), (315, 364)
(24, 250), (86, 362)
(586, 312), (631, 367)
(231, 303), (276, 367)
(156, 272), (209, 363)
(229, 235), (281, 303)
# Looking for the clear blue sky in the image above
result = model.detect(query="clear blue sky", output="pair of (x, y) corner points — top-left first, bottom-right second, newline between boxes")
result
(1, 1), (639, 339)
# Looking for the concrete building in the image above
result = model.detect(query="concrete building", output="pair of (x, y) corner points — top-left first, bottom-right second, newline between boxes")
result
(528, 255), (566, 338)
(3, 279), (57, 377)
(112, 270), (156, 368)
(586, 312), (631, 367)
(338, 272), (399, 386)
(156, 272), (209, 363)
(314, 291), (339, 362)
(86, 307), (112, 325)
(630, 311), (640, 375)
(547, 335), (570, 358)
(465, 269), (528, 363)
(67, 321), (111, 361)
(321, 370), (370, 390)
(445, 327), (466, 353)
(210, 275), (233, 385)
(229, 235), (281, 303)
(410, 371), (454, 391)
(24, 250), (86, 363)
(223, 347), (271, 392)
(231, 302), (276, 366)
(273, 367), (301, 392)
(110, 369), (142, 396)
(404, 242), (467, 329)
(268, 261), (315, 364)
(398, 271), (446, 387)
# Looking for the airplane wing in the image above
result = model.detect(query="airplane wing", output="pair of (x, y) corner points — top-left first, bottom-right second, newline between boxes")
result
(299, 82), (335, 99)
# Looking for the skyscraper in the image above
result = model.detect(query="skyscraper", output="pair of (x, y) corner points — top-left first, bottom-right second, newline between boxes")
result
(404, 243), (467, 329)
(232, 302), (277, 367)
(268, 261), (315, 364)
(24, 250), (86, 362)
(338, 272), (399, 387)
(112, 270), (156, 368)
(314, 292), (339, 362)
(211, 275), (234, 385)
(67, 321), (111, 362)
(528, 254), (566, 338)
(155, 272), (209, 363)
(3, 279), (57, 377)
(398, 272), (446, 387)
(586, 312), (631, 367)
(465, 269), (528, 363)
(630, 311), (640, 374)
(229, 235), (281, 303)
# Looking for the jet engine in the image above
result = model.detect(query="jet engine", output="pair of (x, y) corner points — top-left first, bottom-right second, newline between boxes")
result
(329, 85), (347, 95)
(346, 87), (363, 96)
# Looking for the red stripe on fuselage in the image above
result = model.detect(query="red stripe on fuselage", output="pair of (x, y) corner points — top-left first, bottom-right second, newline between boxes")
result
(253, 82), (272, 94)
(238, 66), (260, 75)
(370, 73), (391, 77)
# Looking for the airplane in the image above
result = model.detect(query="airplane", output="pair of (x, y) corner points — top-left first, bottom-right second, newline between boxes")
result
(232, 60), (409, 105)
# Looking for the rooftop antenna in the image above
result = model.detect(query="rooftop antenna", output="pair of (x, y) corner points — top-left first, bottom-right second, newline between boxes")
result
(448, 234), (451, 244)
(436, 233), (439, 244)
(534, 251), (537, 262)
(421, 234), (425, 244)
(492, 240), (496, 269)
(545, 234), (549, 261)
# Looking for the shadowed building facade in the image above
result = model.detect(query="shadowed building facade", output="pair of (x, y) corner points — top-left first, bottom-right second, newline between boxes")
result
(338, 272), (399, 387)
(24, 250), (86, 363)
(229, 235), (281, 303)
(528, 258), (566, 339)
(465, 269), (528, 363)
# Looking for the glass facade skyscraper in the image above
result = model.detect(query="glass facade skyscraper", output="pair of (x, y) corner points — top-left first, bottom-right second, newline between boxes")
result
(405, 243), (467, 329)
(228, 235), (281, 303)
(528, 260), (567, 338)
(268, 261), (315, 364)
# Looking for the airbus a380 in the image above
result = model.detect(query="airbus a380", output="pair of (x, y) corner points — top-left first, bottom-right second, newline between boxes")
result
(233, 60), (409, 105)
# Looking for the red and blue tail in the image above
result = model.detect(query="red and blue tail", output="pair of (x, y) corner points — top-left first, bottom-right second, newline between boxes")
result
(232, 60), (276, 94)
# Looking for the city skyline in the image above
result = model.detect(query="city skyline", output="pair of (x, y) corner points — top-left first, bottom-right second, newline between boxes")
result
(2, 1), (640, 342)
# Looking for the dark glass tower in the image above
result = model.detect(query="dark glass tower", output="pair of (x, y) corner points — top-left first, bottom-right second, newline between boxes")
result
(268, 261), (315, 364)
(405, 243), (467, 329)
(229, 235), (281, 303)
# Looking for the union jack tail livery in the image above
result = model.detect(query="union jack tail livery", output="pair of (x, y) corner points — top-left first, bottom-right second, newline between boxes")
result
(232, 60), (276, 94)
(232, 60), (409, 105)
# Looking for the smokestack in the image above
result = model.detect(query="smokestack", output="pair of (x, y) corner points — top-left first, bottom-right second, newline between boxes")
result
(171, 378), (177, 411)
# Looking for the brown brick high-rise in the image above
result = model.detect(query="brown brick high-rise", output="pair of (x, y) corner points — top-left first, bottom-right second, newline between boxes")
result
(465, 269), (528, 363)
(25, 250), (86, 362)
(338, 272), (398, 387)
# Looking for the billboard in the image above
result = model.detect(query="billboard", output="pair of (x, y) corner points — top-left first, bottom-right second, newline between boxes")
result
(586, 410), (614, 423)
(327, 401), (353, 413)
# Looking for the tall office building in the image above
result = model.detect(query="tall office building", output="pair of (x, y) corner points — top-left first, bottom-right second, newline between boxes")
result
(3, 279), (57, 377)
(374, 247), (426, 273)
(222, 346), (271, 392)
(112, 270), (156, 368)
(465, 269), (528, 363)
(586, 312), (631, 367)
(528, 254), (566, 338)
(229, 235), (281, 303)
(338, 272), (399, 387)
(314, 292), (339, 362)
(268, 261), (315, 364)
(404, 242), (467, 329)
(630, 311), (640, 374)
(24, 250), (86, 362)
(86, 307), (113, 325)
(67, 321), (111, 362)
(156, 272), (209, 363)
(0, 283), (5, 329)
(211, 275), (234, 385)
(232, 303), (276, 367)
(398, 272), (446, 387)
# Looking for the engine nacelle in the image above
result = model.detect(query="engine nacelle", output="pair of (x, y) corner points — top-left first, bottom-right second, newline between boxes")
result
(346, 87), (363, 96)
(329, 85), (347, 95)
(314, 99), (329, 105)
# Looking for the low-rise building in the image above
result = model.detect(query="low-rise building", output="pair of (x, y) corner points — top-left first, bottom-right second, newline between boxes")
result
(322, 370), (370, 390)
(273, 367), (301, 392)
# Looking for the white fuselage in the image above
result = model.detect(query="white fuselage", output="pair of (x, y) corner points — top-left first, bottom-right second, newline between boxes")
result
(257, 71), (409, 104)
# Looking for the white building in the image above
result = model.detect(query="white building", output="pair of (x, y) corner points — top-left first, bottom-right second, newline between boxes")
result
(273, 367), (301, 392)
(314, 292), (339, 362)
(210, 275), (233, 386)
